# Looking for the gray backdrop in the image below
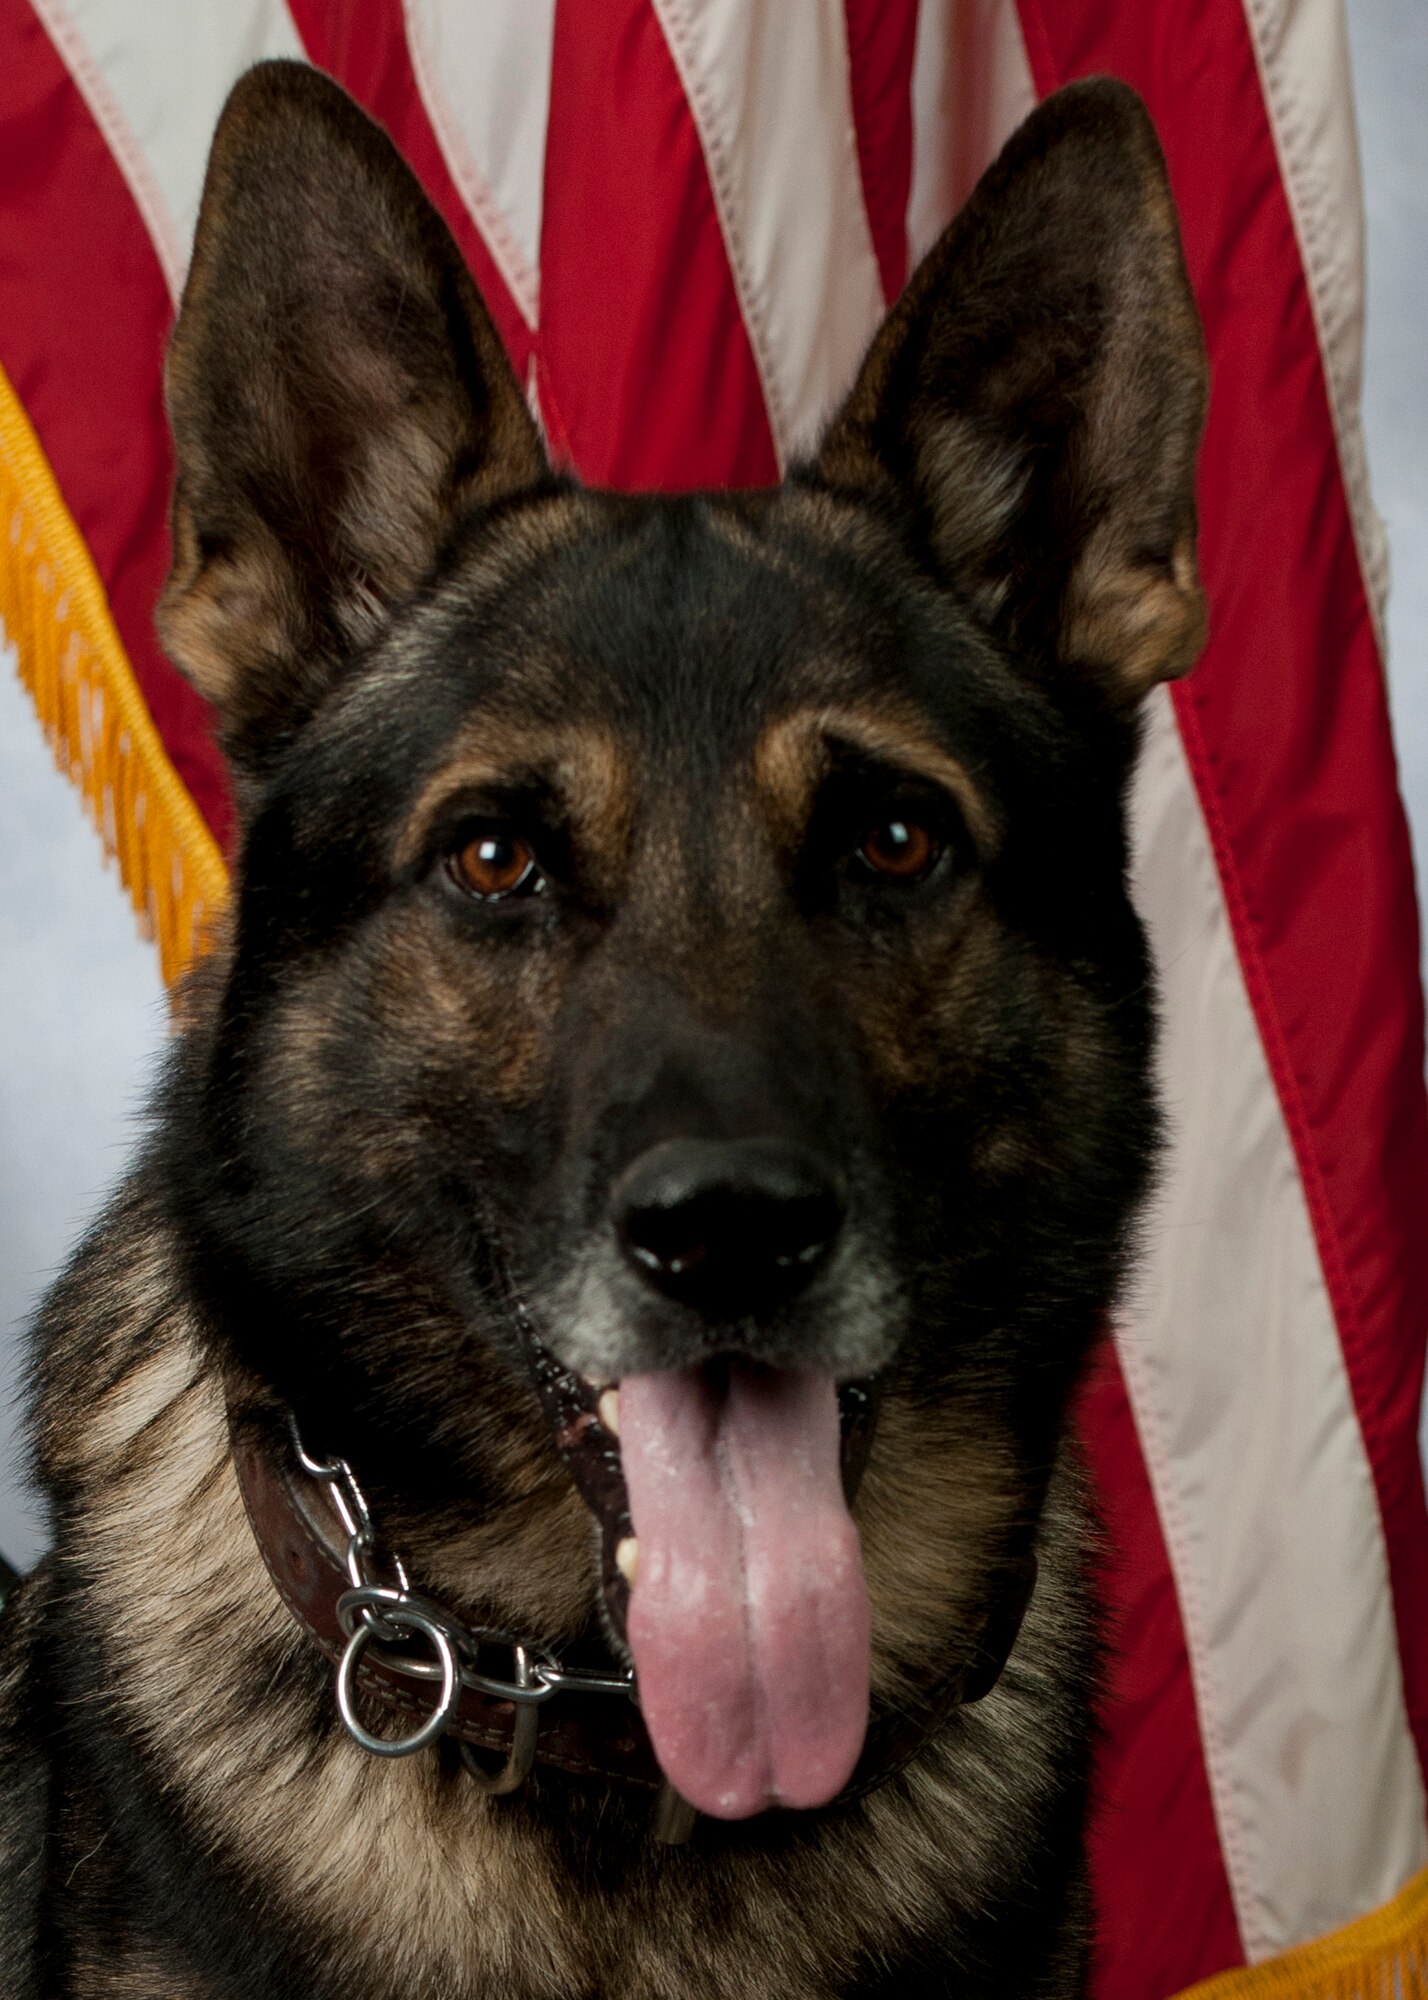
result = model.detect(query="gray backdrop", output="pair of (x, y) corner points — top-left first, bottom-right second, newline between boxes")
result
(1, 1), (1425, 1570)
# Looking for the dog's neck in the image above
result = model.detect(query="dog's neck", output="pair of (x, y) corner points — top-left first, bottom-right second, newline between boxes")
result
(43, 1192), (1091, 1997)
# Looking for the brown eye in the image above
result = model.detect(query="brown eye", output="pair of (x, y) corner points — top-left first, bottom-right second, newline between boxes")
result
(448, 826), (542, 900)
(856, 817), (941, 883)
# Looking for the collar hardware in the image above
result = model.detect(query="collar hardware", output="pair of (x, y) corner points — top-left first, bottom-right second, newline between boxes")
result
(289, 1414), (638, 1735)
(227, 1400), (1033, 1847)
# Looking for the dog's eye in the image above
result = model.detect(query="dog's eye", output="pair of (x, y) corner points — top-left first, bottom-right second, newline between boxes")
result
(447, 825), (544, 901)
(854, 817), (942, 883)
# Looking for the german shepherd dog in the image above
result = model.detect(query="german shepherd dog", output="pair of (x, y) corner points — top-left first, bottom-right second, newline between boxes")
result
(0, 60), (1206, 2000)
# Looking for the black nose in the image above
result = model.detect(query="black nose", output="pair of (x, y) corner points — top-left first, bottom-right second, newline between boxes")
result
(613, 1138), (845, 1319)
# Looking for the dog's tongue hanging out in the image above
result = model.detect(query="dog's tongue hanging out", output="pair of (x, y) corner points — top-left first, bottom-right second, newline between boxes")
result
(618, 1362), (871, 1819)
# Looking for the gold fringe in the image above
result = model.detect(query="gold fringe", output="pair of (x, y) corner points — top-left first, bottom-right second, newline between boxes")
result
(1176, 1861), (1428, 1998)
(0, 359), (228, 987)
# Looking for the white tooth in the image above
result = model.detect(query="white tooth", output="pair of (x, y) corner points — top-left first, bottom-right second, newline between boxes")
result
(616, 1536), (639, 1587)
(598, 1387), (621, 1437)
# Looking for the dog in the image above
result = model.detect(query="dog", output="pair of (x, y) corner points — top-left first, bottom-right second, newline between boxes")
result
(0, 59), (1206, 1999)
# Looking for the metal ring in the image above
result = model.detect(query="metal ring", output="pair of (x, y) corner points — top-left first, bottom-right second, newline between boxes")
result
(337, 1584), (464, 1671)
(337, 1584), (445, 1641)
(459, 1646), (540, 1795)
(335, 1603), (460, 1758)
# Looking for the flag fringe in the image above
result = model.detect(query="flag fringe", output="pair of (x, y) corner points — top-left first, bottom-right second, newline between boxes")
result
(0, 361), (227, 987)
(1177, 1862), (1428, 1999)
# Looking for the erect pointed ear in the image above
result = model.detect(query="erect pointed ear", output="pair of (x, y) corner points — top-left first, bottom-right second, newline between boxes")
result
(814, 78), (1208, 711)
(158, 62), (546, 778)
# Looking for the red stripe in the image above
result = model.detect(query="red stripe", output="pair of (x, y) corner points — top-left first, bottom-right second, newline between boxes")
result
(1077, 1345), (1246, 1998)
(0, 0), (233, 852)
(1017, 0), (1428, 1799)
(538, 0), (778, 489)
(842, 0), (918, 304)
(285, 0), (533, 386)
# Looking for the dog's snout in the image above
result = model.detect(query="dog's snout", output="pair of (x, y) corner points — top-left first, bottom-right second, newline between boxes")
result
(613, 1138), (845, 1319)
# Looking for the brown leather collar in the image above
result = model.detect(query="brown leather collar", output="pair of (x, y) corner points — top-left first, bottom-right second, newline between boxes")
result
(229, 1405), (1035, 1820)
(230, 1411), (664, 1790)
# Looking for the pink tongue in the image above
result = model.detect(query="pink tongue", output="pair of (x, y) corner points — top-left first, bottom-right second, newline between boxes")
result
(618, 1363), (870, 1820)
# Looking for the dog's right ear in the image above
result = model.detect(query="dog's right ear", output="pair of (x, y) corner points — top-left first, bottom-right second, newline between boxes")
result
(813, 79), (1207, 715)
(159, 62), (546, 779)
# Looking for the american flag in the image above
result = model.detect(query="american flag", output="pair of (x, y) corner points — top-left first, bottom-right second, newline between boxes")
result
(1, 5), (1425, 1996)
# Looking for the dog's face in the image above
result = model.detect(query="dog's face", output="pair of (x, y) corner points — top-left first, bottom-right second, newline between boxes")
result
(157, 65), (1205, 1822)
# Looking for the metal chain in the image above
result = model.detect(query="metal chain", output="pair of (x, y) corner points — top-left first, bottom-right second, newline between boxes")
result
(287, 1416), (635, 1781)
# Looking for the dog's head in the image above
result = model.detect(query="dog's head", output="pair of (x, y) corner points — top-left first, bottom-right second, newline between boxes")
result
(158, 64), (1205, 1822)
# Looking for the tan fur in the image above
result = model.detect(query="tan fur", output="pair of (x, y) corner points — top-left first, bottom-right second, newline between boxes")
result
(1062, 526), (1206, 694)
(159, 498), (300, 716)
(397, 718), (635, 897)
(755, 704), (995, 853)
(856, 1399), (1026, 1700)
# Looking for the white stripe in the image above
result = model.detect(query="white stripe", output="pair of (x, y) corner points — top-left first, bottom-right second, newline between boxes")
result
(400, 0), (553, 331)
(650, 0), (886, 464)
(906, 0), (1035, 266)
(1240, 0), (1389, 643)
(1124, 688), (1428, 1958)
(32, 0), (307, 301)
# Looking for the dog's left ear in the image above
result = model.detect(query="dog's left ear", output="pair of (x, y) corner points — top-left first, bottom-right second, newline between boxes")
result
(814, 78), (1207, 710)
(159, 62), (547, 779)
